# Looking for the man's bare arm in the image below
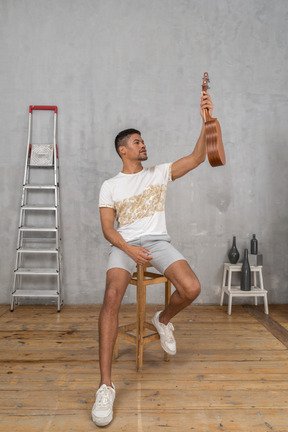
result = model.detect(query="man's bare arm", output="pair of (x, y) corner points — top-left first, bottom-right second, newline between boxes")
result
(100, 207), (153, 265)
(171, 123), (206, 180)
(171, 91), (213, 180)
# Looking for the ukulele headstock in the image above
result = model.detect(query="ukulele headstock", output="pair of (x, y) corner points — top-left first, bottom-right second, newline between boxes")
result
(202, 72), (210, 93)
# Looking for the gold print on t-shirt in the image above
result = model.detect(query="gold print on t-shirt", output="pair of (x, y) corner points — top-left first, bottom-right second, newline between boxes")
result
(115, 184), (167, 226)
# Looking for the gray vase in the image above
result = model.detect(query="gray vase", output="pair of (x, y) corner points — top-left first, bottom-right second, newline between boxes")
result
(241, 249), (251, 291)
(228, 236), (240, 264)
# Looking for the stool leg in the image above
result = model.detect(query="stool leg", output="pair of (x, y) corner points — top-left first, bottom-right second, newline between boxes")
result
(259, 269), (269, 314)
(254, 271), (258, 305)
(165, 280), (171, 305)
(227, 269), (232, 315)
(220, 266), (227, 306)
(164, 280), (171, 362)
(264, 293), (269, 315)
(136, 265), (145, 371)
(228, 294), (232, 315)
(114, 335), (119, 360)
(139, 284), (146, 371)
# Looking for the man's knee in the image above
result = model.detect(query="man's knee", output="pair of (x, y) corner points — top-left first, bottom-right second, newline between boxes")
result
(103, 272), (130, 309)
(191, 279), (201, 299)
(182, 277), (201, 302)
(103, 284), (122, 308)
(165, 261), (201, 303)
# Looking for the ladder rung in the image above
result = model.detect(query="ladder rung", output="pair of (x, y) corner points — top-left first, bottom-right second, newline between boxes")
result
(28, 165), (54, 169)
(15, 268), (59, 275)
(19, 227), (57, 232)
(17, 247), (58, 254)
(21, 205), (57, 211)
(23, 184), (57, 190)
(12, 290), (59, 298)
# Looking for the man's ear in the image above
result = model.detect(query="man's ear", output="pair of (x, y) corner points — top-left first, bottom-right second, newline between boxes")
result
(119, 145), (126, 157)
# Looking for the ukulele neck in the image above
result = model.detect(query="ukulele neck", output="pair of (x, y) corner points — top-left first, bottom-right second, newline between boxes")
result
(204, 108), (211, 122)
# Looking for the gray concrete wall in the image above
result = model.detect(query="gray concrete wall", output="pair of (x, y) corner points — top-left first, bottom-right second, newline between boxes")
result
(1, 0), (287, 306)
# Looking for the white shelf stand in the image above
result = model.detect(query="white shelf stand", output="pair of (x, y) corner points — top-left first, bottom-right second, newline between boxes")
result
(220, 263), (269, 315)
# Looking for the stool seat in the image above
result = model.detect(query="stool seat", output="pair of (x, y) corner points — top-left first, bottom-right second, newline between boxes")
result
(114, 263), (171, 371)
(220, 262), (269, 315)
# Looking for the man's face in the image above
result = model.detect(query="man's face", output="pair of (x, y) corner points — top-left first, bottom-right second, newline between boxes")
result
(123, 133), (148, 161)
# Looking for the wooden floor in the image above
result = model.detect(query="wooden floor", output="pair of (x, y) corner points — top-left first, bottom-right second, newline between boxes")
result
(0, 304), (288, 432)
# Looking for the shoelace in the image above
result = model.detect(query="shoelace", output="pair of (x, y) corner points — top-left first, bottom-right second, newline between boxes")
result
(97, 386), (113, 408)
(163, 322), (175, 342)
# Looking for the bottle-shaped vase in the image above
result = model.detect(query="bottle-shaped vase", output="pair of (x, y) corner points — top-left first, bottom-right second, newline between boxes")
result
(228, 236), (240, 264)
(241, 249), (251, 291)
(251, 234), (258, 255)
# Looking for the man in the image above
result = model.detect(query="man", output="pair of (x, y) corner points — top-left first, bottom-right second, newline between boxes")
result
(92, 91), (213, 427)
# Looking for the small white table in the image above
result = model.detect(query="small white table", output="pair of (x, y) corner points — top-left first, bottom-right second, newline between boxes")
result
(220, 263), (269, 315)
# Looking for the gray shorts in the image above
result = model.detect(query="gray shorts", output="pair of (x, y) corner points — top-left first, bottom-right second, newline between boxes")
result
(107, 234), (187, 275)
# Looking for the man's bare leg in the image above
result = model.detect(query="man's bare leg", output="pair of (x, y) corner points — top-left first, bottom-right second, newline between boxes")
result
(98, 268), (131, 386)
(160, 260), (201, 325)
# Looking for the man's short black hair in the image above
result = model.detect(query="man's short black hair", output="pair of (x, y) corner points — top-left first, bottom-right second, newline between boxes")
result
(114, 128), (141, 158)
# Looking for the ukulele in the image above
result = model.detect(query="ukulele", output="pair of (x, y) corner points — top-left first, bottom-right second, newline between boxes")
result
(202, 72), (226, 167)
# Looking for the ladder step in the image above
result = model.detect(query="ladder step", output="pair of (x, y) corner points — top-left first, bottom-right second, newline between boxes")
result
(21, 205), (57, 211)
(15, 268), (58, 275)
(17, 247), (58, 254)
(28, 164), (54, 169)
(19, 227), (57, 232)
(12, 290), (59, 298)
(23, 184), (57, 190)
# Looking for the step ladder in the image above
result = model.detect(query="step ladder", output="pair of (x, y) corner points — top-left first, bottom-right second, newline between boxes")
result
(11, 106), (63, 312)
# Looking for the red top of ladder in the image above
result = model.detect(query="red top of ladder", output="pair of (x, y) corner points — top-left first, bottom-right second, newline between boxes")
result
(29, 105), (58, 113)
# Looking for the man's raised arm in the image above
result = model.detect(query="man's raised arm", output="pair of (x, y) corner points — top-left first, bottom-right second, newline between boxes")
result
(171, 91), (213, 180)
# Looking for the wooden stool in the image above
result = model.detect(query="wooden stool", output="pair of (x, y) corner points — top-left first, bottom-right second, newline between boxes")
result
(114, 263), (171, 371)
(220, 262), (269, 315)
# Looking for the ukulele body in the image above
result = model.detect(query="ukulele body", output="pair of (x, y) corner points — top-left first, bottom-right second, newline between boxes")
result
(205, 117), (225, 167)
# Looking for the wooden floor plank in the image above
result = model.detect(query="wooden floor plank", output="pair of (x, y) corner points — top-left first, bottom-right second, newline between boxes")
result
(2, 358), (288, 379)
(243, 305), (288, 348)
(1, 388), (288, 411)
(0, 304), (288, 431)
(0, 331), (283, 352)
(0, 409), (287, 432)
(1, 376), (288, 391)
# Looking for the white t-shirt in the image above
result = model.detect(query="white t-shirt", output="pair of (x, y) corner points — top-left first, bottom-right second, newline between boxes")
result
(99, 163), (173, 242)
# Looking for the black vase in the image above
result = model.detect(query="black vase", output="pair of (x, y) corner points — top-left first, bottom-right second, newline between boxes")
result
(241, 249), (251, 291)
(228, 236), (240, 264)
(251, 234), (258, 255)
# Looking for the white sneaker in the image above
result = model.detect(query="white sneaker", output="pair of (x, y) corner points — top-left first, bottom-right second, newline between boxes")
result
(152, 311), (176, 355)
(91, 383), (115, 427)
